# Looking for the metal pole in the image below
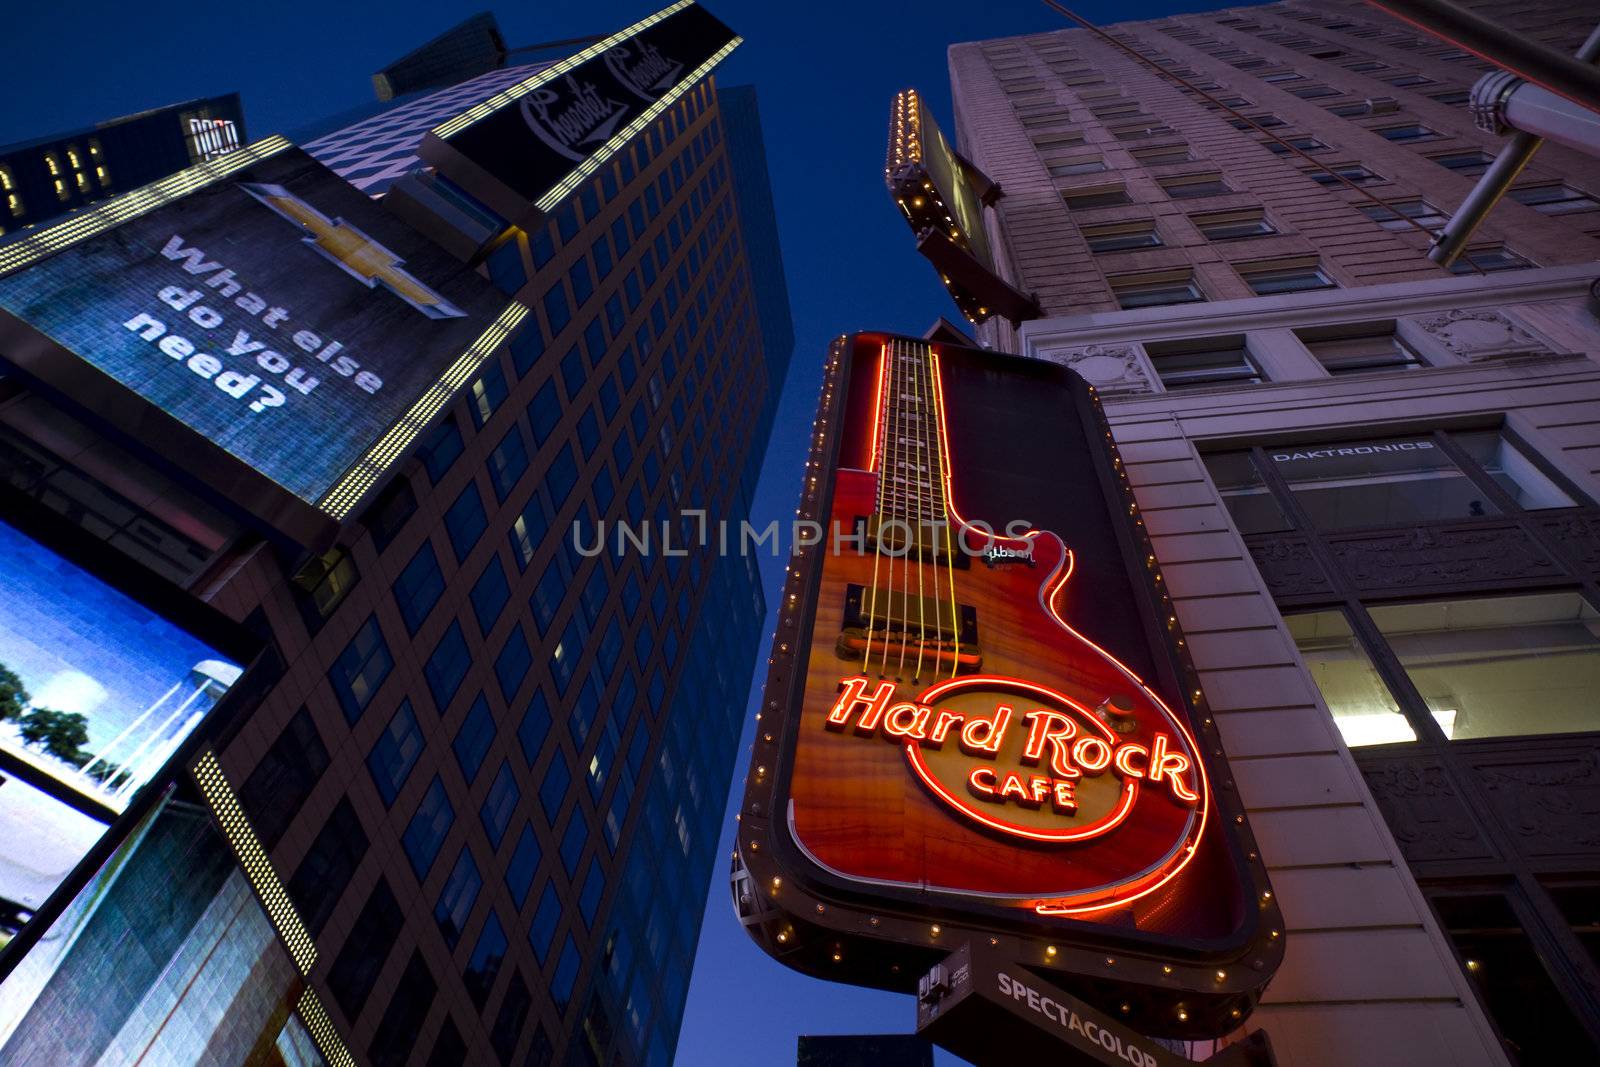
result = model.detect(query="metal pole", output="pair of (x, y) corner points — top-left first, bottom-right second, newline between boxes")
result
(1426, 23), (1600, 266)
(1364, 0), (1600, 114)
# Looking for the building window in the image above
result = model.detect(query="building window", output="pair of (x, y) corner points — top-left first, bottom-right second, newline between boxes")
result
(1325, 101), (1371, 117)
(1429, 89), (1471, 105)
(287, 800), (369, 937)
(505, 825), (542, 909)
(470, 557), (511, 635)
(1287, 608), (1417, 746)
(1081, 220), (1161, 252)
(1109, 270), (1205, 309)
(1047, 156), (1107, 177)
(1454, 429), (1576, 510)
(403, 776), (455, 879)
(1431, 150), (1493, 176)
(369, 952), (436, 1067)
(1383, 73), (1434, 88)
(464, 910), (508, 1007)
(419, 415), (464, 485)
(487, 426), (531, 502)
(1360, 199), (1447, 231)
(1450, 245), (1533, 274)
(1261, 71), (1305, 84)
(1160, 174), (1234, 199)
(1367, 591), (1600, 740)
(1508, 184), (1600, 215)
(1297, 322), (1425, 375)
(1287, 84), (1339, 99)
(480, 761), (521, 848)
(368, 700), (425, 807)
(393, 542), (446, 635)
(1192, 207), (1275, 240)
(529, 884), (562, 963)
(1202, 451), (1292, 535)
(240, 709), (330, 849)
(1111, 121), (1177, 141)
(1145, 335), (1261, 390)
(294, 547), (359, 625)
(1265, 136), (1331, 154)
(469, 360), (509, 429)
(1237, 258), (1335, 295)
(1062, 184), (1132, 209)
(444, 483), (489, 562)
(1308, 163), (1382, 185)
(326, 879), (403, 1018)
(453, 694), (497, 785)
(330, 616), (393, 724)
(1376, 122), (1440, 143)
(496, 624), (533, 701)
(435, 847), (483, 949)
(424, 621), (473, 713)
(1130, 144), (1193, 165)
(1229, 114), (1286, 130)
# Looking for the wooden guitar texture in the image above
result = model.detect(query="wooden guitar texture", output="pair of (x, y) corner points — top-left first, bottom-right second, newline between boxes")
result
(786, 337), (1212, 920)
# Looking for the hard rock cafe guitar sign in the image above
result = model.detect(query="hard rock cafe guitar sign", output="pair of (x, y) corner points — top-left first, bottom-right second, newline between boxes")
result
(734, 334), (1283, 1043)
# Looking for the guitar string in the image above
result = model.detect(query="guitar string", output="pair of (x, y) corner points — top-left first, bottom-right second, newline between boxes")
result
(879, 337), (904, 677)
(915, 339), (944, 683)
(864, 341), (890, 670)
(907, 337), (926, 679)
(931, 349), (961, 679)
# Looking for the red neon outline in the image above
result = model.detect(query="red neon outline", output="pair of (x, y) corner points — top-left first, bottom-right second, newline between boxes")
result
(866, 342), (890, 474)
(923, 347), (1213, 915)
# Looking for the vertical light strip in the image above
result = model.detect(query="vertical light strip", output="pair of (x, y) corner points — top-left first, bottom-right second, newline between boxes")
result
(191, 748), (317, 975)
(316, 300), (529, 519)
(534, 39), (741, 213)
(0, 136), (291, 278)
(297, 988), (357, 1067)
(430, 0), (694, 139)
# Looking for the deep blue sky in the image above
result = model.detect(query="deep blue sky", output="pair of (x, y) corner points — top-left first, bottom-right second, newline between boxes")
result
(5, 0), (1241, 1062)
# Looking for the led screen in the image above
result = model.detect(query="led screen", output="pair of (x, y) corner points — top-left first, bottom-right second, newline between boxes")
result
(0, 515), (240, 943)
(0, 147), (504, 509)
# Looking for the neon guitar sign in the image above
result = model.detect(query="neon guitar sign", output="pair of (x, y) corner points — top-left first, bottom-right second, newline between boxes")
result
(784, 337), (1212, 915)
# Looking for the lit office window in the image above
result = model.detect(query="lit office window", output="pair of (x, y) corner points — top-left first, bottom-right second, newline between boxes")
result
(1109, 270), (1205, 309)
(1286, 608), (1417, 746)
(1368, 591), (1600, 740)
(1297, 322), (1425, 375)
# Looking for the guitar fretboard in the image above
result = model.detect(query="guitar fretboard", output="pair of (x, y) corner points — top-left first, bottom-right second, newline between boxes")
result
(874, 338), (950, 527)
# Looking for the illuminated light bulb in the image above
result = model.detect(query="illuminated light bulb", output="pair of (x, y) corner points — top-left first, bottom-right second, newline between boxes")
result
(832, 952), (842, 962)
(1105, 957), (1115, 967)
(777, 931), (789, 943)
(1177, 1009), (1189, 1022)
(1162, 965), (1174, 975)
(1465, 958), (1480, 972)
(1120, 1003), (1132, 1014)
(1046, 945), (1057, 957)
(930, 924), (942, 936)
(1215, 970), (1227, 982)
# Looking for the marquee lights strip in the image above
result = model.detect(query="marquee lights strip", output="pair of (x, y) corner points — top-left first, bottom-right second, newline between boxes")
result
(430, 0), (694, 140)
(533, 39), (741, 213)
(191, 748), (318, 975)
(0, 136), (292, 278)
(296, 988), (357, 1067)
(317, 301), (529, 518)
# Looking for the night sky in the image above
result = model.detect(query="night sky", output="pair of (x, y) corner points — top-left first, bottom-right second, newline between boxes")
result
(6, 1), (1243, 1062)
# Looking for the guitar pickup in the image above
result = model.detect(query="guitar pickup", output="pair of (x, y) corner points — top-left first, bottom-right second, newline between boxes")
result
(860, 515), (969, 567)
(836, 583), (981, 673)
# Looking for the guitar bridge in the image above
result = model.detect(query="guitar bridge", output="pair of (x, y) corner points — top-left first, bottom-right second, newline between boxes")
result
(836, 583), (981, 673)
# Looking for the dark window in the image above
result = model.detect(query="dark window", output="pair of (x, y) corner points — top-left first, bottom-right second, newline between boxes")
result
(531, 562), (566, 635)
(1309, 164), (1381, 185)
(425, 621), (472, 712)
(510, 320), (547, 377)
(543, 282), (571, 336)
(528, 379), (562, 446)
(562, 347), (587, 401)
(434, 846), (483, 948)
(464, 909), (508, 1007)
(393, 542), (446, 635)
(529, 884), (562, 963)
(506, 824), (542, 909)
(579, 857), (604, 926)
(1360, 199), (1447, 231)
(1160, 175), (1233, 198)
(1146, 336), (1262, 390)
(419, 415), (464, 485)
(1063, 186), (1132, 209)
(368, 700), (425, 807)
(294, 547), (359, 626)
(551, 936), (580, 1012)
(470, 556), (512, 635)
(288, 798), (369, 936)
(540, 755), (571, 823)
(444, 482), (489, 562)
(570, 257), (594, 307)
(1239, 261), (1336, 295)
(1193, 208), (1276, 240)
(1450, 245), (1533, 274)
(1298, 322), (1425, 375)
(491, 619), (532, 698)
(546, 445), (579, 511)
(1376, 122), (1439, 143)
(492, 971), (533, 1063)
(425, 1020), (467, 1067)
(519, 689), (553, 766)
(577, 410), (601, 458)
(487, 239), (526, 295)
(364, 476), (417, 552)
(560, 815), (588, 876)
(403, 776), (455, 879)
(327, 878), (403, 1018)
(488, 425), (531, 502)
(239, 709), (328, 849)
(1110, 272), (1204, 309)
(1431, 151), (1493, 176)
(1508, 184), (1600, 215)
(481, 760), (521, 848)
(368, 950), (436, 1067)
(453, 693), (496, 784)
(329, 616), (393, 724)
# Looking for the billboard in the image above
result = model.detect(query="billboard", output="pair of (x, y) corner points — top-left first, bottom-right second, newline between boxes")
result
(735, 334), (1282, 1042)
(0, 145), (507, 535)
(0, 511), (243, 945)
(423, 1), (740, 221)
(885, 90), (1037, 325)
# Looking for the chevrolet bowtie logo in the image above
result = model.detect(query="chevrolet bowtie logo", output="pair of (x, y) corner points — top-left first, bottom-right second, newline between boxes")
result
(239, 182), (466, 319)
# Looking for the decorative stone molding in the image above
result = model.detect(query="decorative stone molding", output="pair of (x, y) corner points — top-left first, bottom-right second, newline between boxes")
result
(1410, 308), (1550, 362)
(1038, 343), (1153, 395)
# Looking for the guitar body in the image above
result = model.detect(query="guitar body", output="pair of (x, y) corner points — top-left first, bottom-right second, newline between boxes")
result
(783, 337), (1214, 921)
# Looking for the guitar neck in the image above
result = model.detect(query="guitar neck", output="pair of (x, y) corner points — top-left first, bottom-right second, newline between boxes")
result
(874, 338), (951, 528)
